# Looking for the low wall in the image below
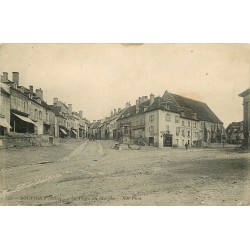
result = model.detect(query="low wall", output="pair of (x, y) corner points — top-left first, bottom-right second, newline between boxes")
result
(0, 134), (55, 149)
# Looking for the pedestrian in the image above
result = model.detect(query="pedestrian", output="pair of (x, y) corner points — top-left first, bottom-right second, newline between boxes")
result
(185, 142), (188, 150)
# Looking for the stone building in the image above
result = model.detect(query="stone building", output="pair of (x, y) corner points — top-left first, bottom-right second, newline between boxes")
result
(239, 88), (250, 147)
(1, 72), (55, 136)
(89, 120), (101, 139)
(225, 121), (244, 144)
(0, 81), (11, 136)
(117, 96), (150, 144)
(106, 107), (125, 140)
(117, 90), (223, 147)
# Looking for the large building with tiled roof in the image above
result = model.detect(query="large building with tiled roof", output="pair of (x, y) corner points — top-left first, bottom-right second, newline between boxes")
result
(117, 90), (224, 147)
(239, 87), (250, 147)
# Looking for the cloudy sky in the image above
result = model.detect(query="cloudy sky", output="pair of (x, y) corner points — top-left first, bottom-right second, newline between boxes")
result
(1, 43), (249, 127)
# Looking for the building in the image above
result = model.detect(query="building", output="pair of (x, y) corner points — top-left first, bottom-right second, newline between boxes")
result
(239, 88), (250, 147)
(0, 81), (11, 136)
(107, 107), (126, 140)
(89, 120), (101, 139)
(225, 121), (244, 144)
(49, 98), (68, 138)
(117, 90), (224, 147)
(1, 72), (56, 136)
(117, 97), (150, 145)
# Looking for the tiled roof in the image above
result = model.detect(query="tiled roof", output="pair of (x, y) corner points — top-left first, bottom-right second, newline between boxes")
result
(226, 121), (243, 134)
(117, 100), (150, 120)
(239, 88), (250, 97)
(146, 96), (180, 113)
(91, 121), (101, 129)
(49, 105), (64, 117)
(162, 91), (223, 123)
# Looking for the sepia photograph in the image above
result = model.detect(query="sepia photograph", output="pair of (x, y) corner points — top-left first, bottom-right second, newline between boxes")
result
(1, 1), (250, 249)
(0, 43), (249, 206)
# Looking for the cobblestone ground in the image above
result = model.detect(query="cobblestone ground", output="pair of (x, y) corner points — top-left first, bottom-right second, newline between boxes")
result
(0, 140), (249, 206)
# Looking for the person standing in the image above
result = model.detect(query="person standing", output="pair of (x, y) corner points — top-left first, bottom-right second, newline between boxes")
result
(185, 142), (188, 150)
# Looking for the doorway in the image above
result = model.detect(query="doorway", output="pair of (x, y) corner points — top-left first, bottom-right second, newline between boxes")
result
(163, 134), (173, 147)
(149, 137), (154, 146)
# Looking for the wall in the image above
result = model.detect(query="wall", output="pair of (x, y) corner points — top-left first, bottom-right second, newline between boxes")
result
(0, 91), (11, 123)
(0, 134), (54, 149)
(10, 88), (29, 115)
(243, 94), (250, 145)
(145, 110), (201, 147)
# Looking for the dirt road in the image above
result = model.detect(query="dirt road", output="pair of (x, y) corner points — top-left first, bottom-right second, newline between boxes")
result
(0, 140), (250, 206)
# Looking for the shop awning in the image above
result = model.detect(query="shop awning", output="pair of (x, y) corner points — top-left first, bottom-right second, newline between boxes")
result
(60, 128), (67, 135)
(0, 117), (12, 129)
(72, 129), (77, 135)
(12, 113), (37, 126)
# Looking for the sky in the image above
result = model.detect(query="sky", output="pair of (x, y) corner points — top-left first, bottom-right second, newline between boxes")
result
(0, 43), (249, 127)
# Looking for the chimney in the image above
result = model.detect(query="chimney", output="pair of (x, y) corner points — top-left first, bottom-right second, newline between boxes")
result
(2, 72), (8, 82)
(142, 96), (148, 102)
(79, 110), (83, 118)
(35, 88), (43, 100)
(111, 110), (114, 117)
(125, 102), (131, 108)
(114, 109), (117, 115)
(12, 72), (19, 87)
(68, 104), (72, 115)
(29, 85), (33, 93)
(136, 99), (139, 114)
(29, 85), (34, 98)
(93, 120), (96, 123)
(53, 98), (58, 105)
(118, 108), (121, 113)
(139, 97), (142, 104)
(150, 93), (155, 105)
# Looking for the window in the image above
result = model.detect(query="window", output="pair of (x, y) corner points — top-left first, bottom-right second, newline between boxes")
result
(176, 127), (180, 136)
(182, 120), (185, 126)
(39, 111), (42, 119)
(188, 131), (190, 137)
(166, 113), (171, 121)
(149, 126), (154, 132)
(182, 129), (185, 137)
(149, 115), (154, 122)
(188, 121), (190, 127)
(166, 125), (170, 133)
(34, 109), (37, 118)
(124, 126), (129, 135)
(175, 115), (179, 123)
(194, 122), (196, 128)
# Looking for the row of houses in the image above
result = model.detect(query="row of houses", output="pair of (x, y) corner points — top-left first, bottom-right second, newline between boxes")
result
(89, 90), (225, 148)
(0, 72), (89, 141)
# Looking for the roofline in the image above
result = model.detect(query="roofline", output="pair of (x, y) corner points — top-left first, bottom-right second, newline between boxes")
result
(239, 88), (250, 97)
